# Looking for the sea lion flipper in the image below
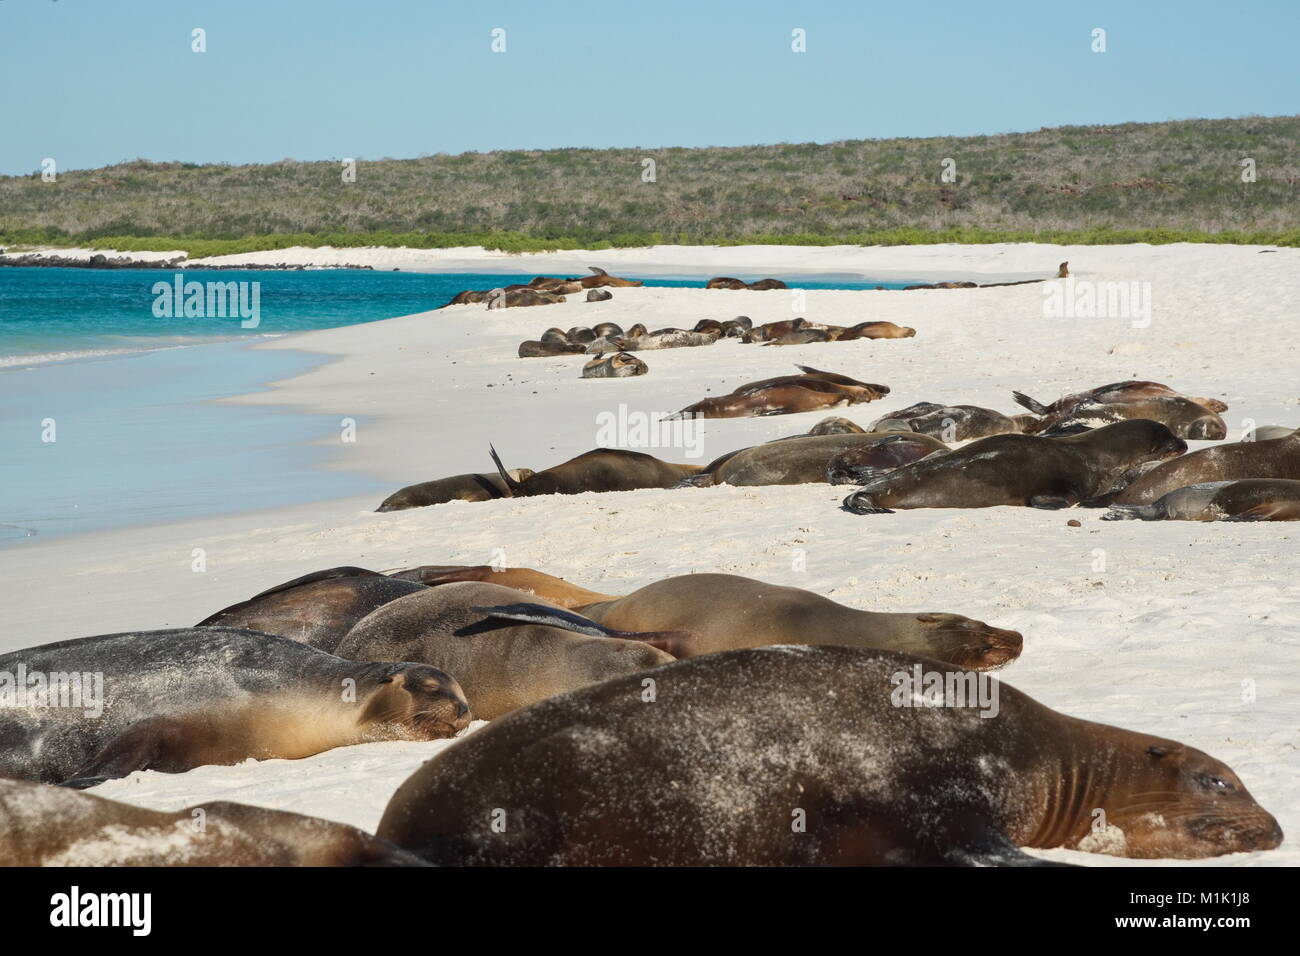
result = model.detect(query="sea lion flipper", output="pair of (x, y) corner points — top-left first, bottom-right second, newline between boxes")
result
(1028, 495), (1076, 510)
(841, 492), (894, 515)
(1011, 391), (1050, 415)
(66, 716), (187, 784)
(488, 445), (524, 495)
(587, 266), (609, 276)
(459, 603), (615, 639)
(1226, 503), (1285, 522)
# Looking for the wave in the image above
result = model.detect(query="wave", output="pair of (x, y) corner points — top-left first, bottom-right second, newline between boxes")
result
(0, 334), (286, 369)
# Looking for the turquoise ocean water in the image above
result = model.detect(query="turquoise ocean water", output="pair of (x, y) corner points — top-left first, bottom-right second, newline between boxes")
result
(0, 267), (911, 545)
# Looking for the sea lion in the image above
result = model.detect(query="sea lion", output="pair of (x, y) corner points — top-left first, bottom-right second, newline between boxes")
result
(903, 280), (978, 290)
(487, 288), (565, 309)
(336, 582), (674, 720)
(518, 340), (585, 357)
(747, 278), (788, 290)
(764, 328), (838, 345)
(0, 628), (471, 786)
(825, 434), (950, 484)
(586, 288), (612, 302)
(1058, 261), (1069, 278)
(842, 419), (1187, 514)
(376, 469), (535, 512)
(582, 351), (648, 378)
(1013, 381), (1228, 417)
(742, 318), (806, 343)
(836, 321), (917, 340)
(1027, 397), (1227, 440)
(592, 322), (623, 338)
(378, 645), (1277, 865)
(566, 326), (597, 344)
(869, 403), (1023, 442)
(682, 432), (947, 488)
(692, 319), (724, 335)
(196, 567), (429, 652)
(807, 416), (866, 435)
(1113, 431), (1300, 505)
(705, 276), (748, 290)
(672, 367), (889, 420)
(580, 267), (643, 289)
(1104, 479), (1300, 521)
(488, 446), (703, 496)
(625, 322), (649, 338)
(577, 573), (1021, 669)
(617, 329), (718, 351)
(387, 565), (620, 609)
(442, 289), (489, 307)
(0, 778), (427, 866)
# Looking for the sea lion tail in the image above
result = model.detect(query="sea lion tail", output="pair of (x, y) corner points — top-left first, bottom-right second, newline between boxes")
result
(841, 491), (894, 515)
(488, 444), (524, 495)
(1101, 504), (1159, 521)
(1011, 391), (1049, 415)
(826, 465), (889, 486)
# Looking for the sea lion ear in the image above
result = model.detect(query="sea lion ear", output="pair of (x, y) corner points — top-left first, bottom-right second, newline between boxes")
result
(1147, 746), (1168, 758)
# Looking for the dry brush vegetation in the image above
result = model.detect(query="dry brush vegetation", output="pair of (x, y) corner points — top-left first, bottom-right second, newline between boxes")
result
(3, 116), (1299, 253)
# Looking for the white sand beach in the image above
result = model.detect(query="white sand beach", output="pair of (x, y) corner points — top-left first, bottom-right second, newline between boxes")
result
(4, 242), (1298, 866)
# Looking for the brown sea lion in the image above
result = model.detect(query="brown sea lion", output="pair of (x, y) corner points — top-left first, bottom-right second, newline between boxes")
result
(387, 565), (620, 609)
(1113, 431), (1300, 505)
(825, 434), (951, 484)
(869, 403), (1024, 442)
(692, 319), (724, 335)
(518, 340), (585, 357)
(721, 316), (753, 337)
(487, 288), (565, 309)
(488, 446), (703, 496)
(0, 628), (471, 786)
(577, 573), (1020, 669)
(681, 432), (947, 488)
(0, 779), (427, 867)
(837, 321), (917, 340)
(1026, 397), (1227, 441)
(807, 416), (866, 435)
(442, 289), (489, 307)
(336, 582), (674, 719)
(582, 351), (648, 378)
(377, 646), (1281, 865)
(566, 326), (597, 344)
(742, 318), (806, 343)
(1104, 479), (1300, 521)
(580, 267), (643, 289)
(747, 278), (788, 290)
(672, 368), (889, 420)
(842, 419), (1187, 514)
(705, 276), (748, 290)
(376, 469), (534, 512)
(764, 328), (839, 346)
(196, 567), (428, 652)
(1013, 381), (1228, 417)
(592, 322), (623, 338)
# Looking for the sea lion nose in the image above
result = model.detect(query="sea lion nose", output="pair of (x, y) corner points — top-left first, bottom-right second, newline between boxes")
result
(455, 701), (470, 719)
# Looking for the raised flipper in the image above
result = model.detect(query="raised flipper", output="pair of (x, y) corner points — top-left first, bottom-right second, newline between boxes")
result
(487, 444), (526, 495)
(1011, 390), (1050, 415)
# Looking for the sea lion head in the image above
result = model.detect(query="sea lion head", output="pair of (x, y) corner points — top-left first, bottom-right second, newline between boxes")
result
(1080, 419), (1187, 466)
(911, 613), (1023, 670)
(1184, 416), (1228, 441)
(1103, 740), (1283, 859)
(360, 664), (472, 740)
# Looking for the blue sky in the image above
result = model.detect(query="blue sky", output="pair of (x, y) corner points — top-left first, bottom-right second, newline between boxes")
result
(2, 0), (1297, 175)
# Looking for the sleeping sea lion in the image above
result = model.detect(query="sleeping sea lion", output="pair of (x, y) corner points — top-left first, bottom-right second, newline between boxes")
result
(836, 321), (917, 340)
(377, 646), (1278, 865)
(869, 403), (1024, 442)
(1113, 431), (1300, 505)
(582, 351), (648, 378)
(1013, 381), (1228, 417)
(1025, 396), (1227, 441)
(681, 432), (947, 487)
(0, 628), (471, 785)
(197, 567), (428, 652)
(376, 469), (535, 511)
(577, 572), (1021, 669)
(842, 419), (1187, 513)
(1104, 479), (1300, 521)
(488, 446), (703, 496)
(386, 565), (620, 609)
(335, 582), (674, 719)
(0, 779), (427, 866)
